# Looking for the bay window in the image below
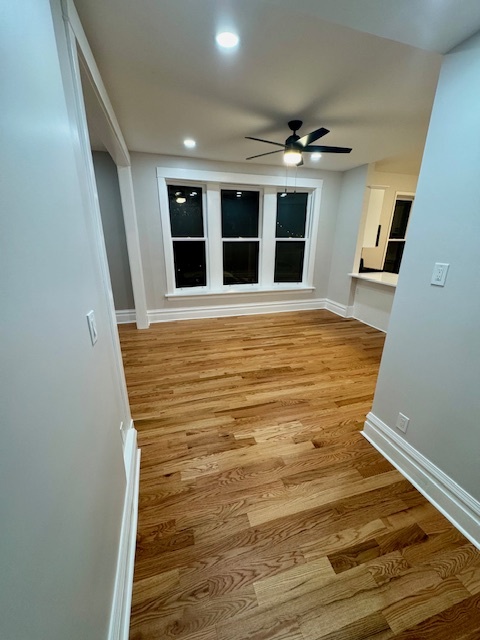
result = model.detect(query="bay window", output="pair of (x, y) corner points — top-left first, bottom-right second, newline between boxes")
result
(157, 168), (323, 296)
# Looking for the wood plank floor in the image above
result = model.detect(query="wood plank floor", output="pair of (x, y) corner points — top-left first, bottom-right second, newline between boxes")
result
(119, 310), (480, 640)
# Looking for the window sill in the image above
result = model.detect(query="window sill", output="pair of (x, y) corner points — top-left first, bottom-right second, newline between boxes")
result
(165, 285), (316, 299)
(349, 272), (398, 288)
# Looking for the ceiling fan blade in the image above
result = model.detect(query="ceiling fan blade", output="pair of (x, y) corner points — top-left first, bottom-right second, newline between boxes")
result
(246, 149), (284, 160)
(245, 136), (284, 148)
(297, 127), (329, 147)
(305, 145), (352, 154)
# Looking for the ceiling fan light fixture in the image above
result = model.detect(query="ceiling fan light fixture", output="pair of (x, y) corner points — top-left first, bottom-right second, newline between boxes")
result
(284, 149), (302, 166)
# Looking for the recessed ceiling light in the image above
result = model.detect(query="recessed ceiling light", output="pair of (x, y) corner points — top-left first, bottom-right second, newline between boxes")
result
(183, 138), (196, 149)
(216, 32), (239, 49)
(311, 152), (322, 161)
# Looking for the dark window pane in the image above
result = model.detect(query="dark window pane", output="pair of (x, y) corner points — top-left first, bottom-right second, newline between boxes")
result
(274, 241), (305, 282)
(221, 190), (259, 237)
(389, 200), (412, 239)
(383, 241), (405, 274)
(168, 185), (204, 237)
(173, 241), (206, 287)
(276, 192), (308, 238)
(223, 242), (259, 285)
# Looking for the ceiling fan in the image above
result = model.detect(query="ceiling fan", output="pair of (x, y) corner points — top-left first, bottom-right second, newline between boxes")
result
(245, 120), (352, 165)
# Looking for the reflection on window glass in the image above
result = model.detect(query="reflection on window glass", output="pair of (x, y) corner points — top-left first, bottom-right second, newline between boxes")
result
(221, 190), (259, 237)
(168, 185), (204, 237)
(276, 192), (308, 238)
(223, 241), (259, 285)
(173, 241), (206, 287)
(274, 241), (305, 283)
(389, 200), (412, 239)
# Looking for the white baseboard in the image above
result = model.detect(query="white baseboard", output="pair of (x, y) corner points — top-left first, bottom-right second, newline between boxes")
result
(116, 310), (136, 324)
(352, 315), (387, 333)
(109, 427), (141, 640)
(144, 297), (369, 325)
(324, 299), (354, 318)
(148, 297), (328, 323)
(363, 412), (480, 550)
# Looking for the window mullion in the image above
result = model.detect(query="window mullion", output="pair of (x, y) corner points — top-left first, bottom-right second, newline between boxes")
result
(206, 183), (222, 290)
(261, 187), (277, 286)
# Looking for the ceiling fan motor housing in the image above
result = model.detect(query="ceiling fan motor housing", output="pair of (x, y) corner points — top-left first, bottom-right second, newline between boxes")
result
(288, 119), (303, 133)
(285, 134), (301, 148)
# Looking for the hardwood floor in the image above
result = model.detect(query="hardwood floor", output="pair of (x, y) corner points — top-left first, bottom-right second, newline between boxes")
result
(119, 310), (480, 640)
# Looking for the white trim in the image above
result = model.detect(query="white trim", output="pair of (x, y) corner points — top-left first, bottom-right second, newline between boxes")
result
(117, 166), (150, 329)
(63, 0), (129, 167)
(157, 168), (323, 297)
(156, 167), (324, 189)
(324, 299), (354, 318)
(165, 285), (315, 299)
(116, 310), (136, 324)
(109, 428), (141, 640)
(62, 0), (149, 331)
(305, 188), (322, 285)
(363, 413), (480, 550)
(148, 297), (327, 323)
(352, 316), (387, 333)
(58, 5), (131, 423)
(349, 272), (398, 288)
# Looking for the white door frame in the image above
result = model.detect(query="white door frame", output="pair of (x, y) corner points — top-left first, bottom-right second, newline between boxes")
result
(61, 0), (149, 330)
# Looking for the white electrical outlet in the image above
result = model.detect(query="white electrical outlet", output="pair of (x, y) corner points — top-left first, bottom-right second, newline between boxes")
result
(396, 413), (409, 433)
(431, 263), (449, 287)
(86, 310), (98, 345)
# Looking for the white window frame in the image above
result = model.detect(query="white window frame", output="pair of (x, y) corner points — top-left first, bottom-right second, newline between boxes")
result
(273, 190), (313, 285)
(220, 184), (263, 289)
(381, 191), (415, 270)
(166, 180), (211, 293)
(157, 168), (323, 298)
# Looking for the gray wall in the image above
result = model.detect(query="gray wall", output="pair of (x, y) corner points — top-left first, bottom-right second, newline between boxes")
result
(1, 1), (127, 637)
(130, 151), (343, 310)
(93, 151), (135, 310)
(371, 30), (480, 499)
(327, 165), (369, 307)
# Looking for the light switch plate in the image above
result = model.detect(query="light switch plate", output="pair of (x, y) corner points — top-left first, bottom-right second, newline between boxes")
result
(86, 310), (98, 345)
(431, 263), (449, 286)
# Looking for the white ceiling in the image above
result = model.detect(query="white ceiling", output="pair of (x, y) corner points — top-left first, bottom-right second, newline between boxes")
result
(76, 0), (480, 173)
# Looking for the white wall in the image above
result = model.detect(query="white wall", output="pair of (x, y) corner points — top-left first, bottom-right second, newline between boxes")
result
(0, 2), (128, 637)
(130, 152), (343, 313)
(327, 165), (369, 309)
(93, 151), (135, 311)
(371, 30), (480, 500)
(352, 280), (395, 332)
